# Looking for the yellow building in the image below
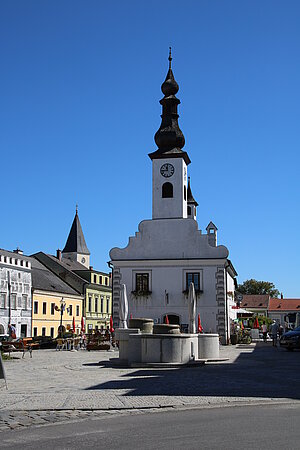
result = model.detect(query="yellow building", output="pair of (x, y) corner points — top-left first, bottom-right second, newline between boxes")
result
(31, 258), (83, 338)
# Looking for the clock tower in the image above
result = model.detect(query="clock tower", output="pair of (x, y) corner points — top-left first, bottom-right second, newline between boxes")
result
(62, 206), (90, 268)
(149, 49), (191, 219)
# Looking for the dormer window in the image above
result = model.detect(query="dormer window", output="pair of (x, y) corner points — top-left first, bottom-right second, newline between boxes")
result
(162, 182), (173, 198)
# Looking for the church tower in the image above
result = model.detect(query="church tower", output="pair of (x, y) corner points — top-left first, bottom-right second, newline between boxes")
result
(149, 49), (191, 220)
(62, 207), (90, 268)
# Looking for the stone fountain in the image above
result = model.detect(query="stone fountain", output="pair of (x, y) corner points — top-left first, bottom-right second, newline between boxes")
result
(115, 283), (221, 367)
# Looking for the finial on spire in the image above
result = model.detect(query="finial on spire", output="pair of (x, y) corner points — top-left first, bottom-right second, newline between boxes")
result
(168, 47), (172, 69)
(76, 204), (78, 215)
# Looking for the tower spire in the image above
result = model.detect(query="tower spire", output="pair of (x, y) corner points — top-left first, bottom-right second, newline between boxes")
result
(62, 210), (90, 256)
(168, 47), (172, 69)
(187, 177), (198, 206)
(149, 48), (190, 165)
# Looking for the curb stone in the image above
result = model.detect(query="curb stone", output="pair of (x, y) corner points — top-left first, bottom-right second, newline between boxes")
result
(0, 398), (299, 432)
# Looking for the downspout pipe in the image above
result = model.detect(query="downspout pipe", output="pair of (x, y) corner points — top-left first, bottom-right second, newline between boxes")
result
(107, 261), (114, 324)
(7, 270), (11, 325)
(224, 261), (230, 345)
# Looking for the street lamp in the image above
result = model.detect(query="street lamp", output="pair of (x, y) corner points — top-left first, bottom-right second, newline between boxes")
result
(59, 298), (66, 338)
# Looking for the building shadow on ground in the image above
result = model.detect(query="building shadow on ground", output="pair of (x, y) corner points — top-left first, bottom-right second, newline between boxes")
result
(85, 343), (300, 401)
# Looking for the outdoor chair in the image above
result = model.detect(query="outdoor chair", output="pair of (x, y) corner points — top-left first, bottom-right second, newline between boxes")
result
(56, 339), (64, 351)
(74, 338), (80, 350)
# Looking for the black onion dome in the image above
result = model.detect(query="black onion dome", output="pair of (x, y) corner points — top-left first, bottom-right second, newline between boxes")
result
(149, 48), (190, 165)
(161, 68), (179, 96)
(154, 48), (185, 152)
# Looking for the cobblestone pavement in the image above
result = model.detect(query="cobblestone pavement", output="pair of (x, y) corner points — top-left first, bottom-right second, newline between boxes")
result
(1, 343), (299, 431)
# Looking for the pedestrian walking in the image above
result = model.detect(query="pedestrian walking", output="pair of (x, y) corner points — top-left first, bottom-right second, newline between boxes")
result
(261, 321), (268, 342)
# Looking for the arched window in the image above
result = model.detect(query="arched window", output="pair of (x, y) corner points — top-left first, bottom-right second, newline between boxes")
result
(162, 182), (173, 198)
(0, 324), (4, 334)
(184, 185), (187, 201)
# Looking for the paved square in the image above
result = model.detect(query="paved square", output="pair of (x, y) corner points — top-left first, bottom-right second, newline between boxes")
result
(1, 343), (299, 430)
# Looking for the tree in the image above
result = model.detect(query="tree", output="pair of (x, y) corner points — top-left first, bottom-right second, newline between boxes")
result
(237, 279), (280, 298)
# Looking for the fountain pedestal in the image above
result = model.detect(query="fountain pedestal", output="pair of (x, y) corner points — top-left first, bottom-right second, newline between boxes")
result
(198, 334), (220, 359)
(115, 328), (140, 363)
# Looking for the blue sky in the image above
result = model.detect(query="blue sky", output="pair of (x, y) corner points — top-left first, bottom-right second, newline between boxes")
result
(1, 1), (299, 296)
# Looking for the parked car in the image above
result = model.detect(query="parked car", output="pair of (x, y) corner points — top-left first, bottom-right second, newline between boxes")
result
(280, 326), (300, 351)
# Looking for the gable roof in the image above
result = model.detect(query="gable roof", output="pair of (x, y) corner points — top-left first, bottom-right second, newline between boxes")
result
(62, 211), (90, 255)
(30, 258), (81, 296)
(269, 298), (300, 311)
(240, 295), (270, 309)
(206, 221), (218, 231)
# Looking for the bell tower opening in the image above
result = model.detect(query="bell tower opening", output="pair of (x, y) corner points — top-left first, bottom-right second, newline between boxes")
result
(162, 182), (173, 198)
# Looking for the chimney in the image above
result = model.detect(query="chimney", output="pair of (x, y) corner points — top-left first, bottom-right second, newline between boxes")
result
(281, 292), (283, 299)
(13, 247), (23, 255)
(89, 266), (93, 271)
(56, 249), (62, 261)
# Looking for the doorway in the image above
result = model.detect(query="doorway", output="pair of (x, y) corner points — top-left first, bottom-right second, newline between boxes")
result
(163, 314), (180, 325)
(20, 324), (27, 338)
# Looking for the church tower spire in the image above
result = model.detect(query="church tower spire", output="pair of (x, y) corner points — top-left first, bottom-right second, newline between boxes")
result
(62, 207), (90, 268)
(150, 50), (190, 220)
(149, 47), (190, 165)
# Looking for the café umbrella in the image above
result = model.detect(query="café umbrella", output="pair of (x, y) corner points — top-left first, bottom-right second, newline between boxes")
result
(198, 313), (203, 333)
(110, 316), (114, 333)
(72, 316), (76, 333)
(188, 282), (196, 333)
(165, 314), (169, 325)
(253, 317), (259, 329)
(81, 317), (85, 332)
(119, 283), (128, 329)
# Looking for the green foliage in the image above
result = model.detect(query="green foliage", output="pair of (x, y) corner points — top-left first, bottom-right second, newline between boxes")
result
(1, 351), (12, 360)
(238, 279), (280, 298)
(248, 315), (273, 329)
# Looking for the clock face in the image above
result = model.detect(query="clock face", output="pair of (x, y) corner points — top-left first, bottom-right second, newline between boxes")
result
(81, 257), (86, 263)
(160, 163), (175, 178)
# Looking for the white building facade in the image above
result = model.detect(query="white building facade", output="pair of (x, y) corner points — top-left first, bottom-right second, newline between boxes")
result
(0, 249), (32, 337)
(109, 52), (238, 344)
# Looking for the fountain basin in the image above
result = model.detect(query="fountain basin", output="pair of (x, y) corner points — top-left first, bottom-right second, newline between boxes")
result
(129, 318), (154, 333)
(128, 333), (198, 365)
(153, 324), (180, 334)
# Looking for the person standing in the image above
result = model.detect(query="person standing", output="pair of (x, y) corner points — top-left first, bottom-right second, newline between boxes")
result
(7, 324), (16, 341)
(270, 321), (279, 347)
(261, 321), (268, 342)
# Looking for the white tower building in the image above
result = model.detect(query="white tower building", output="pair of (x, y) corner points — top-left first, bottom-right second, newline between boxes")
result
(109, 50), (238, 344)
